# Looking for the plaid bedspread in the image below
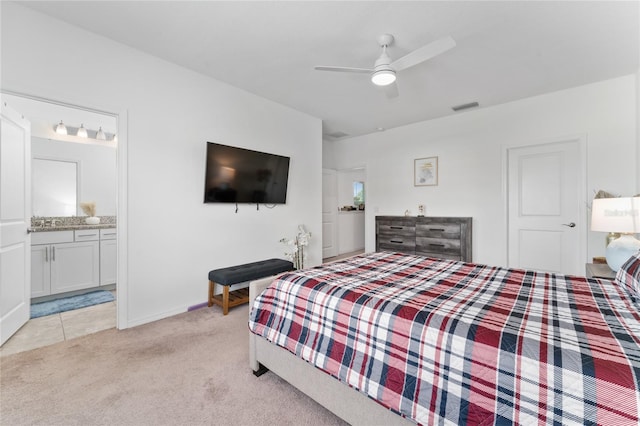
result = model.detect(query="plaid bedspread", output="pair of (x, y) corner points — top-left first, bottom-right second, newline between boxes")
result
(249, 252), (640, 425)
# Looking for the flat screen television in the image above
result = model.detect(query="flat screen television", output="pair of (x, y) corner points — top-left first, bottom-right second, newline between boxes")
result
(204, 142), (290, 204)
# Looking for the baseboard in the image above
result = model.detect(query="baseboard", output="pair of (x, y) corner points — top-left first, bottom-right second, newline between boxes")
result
(125, 306), (187, 328)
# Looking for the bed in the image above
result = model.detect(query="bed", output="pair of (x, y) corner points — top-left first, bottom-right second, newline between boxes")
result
(248, 251), (640, 425)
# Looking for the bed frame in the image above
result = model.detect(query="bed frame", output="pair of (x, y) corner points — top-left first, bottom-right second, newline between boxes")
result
(249, 277), (412, 426)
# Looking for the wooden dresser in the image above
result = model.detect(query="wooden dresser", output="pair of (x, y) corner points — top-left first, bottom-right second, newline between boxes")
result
(375, 216), (472, 262)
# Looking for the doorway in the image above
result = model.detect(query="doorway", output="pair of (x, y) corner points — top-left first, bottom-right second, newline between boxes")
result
(506, 137), (586, 275)
(0, 92), (124, 355)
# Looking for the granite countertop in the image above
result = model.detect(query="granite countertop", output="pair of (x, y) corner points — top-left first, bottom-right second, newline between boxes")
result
(30, 216), (116, 232)
(30, 223), (116, 232)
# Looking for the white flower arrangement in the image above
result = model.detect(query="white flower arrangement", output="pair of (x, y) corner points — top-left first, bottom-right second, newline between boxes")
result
(280, 225), (312, 270)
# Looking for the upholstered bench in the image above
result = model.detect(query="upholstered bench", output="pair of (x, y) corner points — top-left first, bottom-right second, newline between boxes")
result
(208, 258), (294, 315)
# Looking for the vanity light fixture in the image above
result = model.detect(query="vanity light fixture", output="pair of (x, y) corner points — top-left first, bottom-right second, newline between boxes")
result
(55, 120), (68, 135)
(96, 126), (107, 140)
(76, 124), (88, 138)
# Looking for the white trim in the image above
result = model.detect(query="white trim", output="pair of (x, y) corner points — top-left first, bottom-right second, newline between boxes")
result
(125, 306), (187, 329)
(116, 109), (129, 329)
(1, 90), (130, 330)
(503, 134), (588, 273)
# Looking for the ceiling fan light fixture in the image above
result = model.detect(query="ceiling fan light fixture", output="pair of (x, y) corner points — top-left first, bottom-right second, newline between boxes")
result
(371, 69), (396, 86)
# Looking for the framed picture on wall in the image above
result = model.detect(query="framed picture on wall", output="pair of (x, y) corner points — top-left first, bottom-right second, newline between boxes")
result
(414, 156), (438, 186)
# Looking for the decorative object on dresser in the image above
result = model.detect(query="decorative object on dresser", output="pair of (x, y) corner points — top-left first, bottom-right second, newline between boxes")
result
(414, 156), (438, 186)
(375, 216), (472, 261)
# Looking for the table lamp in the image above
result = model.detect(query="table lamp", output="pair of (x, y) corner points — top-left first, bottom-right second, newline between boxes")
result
(591, 197), (640, 271)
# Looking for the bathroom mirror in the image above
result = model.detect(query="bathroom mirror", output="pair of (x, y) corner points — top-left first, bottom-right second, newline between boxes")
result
(32, 158), (78, 217)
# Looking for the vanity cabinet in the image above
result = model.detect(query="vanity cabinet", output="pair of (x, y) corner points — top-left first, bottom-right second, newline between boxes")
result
(31, 228), (114, 298)
(99, 229), (117, 286)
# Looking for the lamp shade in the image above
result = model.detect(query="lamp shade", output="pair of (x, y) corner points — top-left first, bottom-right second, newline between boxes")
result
(591, 197), (640, 271)
(591, 197), (640, 233)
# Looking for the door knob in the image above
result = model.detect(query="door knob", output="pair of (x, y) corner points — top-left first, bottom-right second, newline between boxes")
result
(562, 222), (576, 228)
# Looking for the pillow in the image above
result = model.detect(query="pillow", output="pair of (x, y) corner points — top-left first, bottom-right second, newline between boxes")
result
(615, 251), (640, 300)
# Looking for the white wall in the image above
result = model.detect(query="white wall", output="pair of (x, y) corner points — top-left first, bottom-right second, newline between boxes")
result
(337, 212), (364, 254)
(1, 3), (322, 327)
(332, 75), (637, 267)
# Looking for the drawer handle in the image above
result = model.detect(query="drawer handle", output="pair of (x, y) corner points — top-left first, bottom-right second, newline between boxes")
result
(429, 228), (445, 232)
(76, 234), (96, 238)
(45, 247), (49, 262)
(390, 226), (403, 229)
(390, 239), (404, 244)
(52, 246), (56, 261)
(429, 243), (445, 247)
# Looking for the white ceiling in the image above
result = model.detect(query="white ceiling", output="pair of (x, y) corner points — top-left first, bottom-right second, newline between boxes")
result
(20, 1), (640, 140)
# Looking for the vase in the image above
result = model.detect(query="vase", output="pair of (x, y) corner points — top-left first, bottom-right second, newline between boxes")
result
(85, 216), (100, 225)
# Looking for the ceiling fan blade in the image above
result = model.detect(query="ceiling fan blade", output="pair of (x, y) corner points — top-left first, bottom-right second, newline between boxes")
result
(391, 36), (456, 72)
(384, 81), (399, 99)
(314, 66), (372, 74)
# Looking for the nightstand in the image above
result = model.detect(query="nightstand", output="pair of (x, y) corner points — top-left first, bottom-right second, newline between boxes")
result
(585, 263), (616, 280)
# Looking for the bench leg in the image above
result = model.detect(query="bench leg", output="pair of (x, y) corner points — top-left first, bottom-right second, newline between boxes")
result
(208, 280), (215, 307)
(222, 285), (230, 315)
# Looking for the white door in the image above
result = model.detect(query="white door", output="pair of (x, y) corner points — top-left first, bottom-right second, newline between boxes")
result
(507, 138), (585, 275)
(0, 103), (31, 346)
(322, 169), (338, 259)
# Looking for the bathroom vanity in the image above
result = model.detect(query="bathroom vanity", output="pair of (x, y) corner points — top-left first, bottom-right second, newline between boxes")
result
(30, 223), (116, 298)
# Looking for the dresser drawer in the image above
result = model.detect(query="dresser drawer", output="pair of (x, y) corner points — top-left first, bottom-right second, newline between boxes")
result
(378, 234), (416, 254)
(377, 224), (415, 238)
(416, 223), (461, 239)
(416, 236), (461, 257)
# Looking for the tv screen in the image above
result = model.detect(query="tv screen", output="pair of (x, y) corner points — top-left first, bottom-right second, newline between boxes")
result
(204, 142), (290, 204)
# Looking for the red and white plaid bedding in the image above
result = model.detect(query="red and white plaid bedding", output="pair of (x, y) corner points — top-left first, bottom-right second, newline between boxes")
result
(248, 252), (640, 425)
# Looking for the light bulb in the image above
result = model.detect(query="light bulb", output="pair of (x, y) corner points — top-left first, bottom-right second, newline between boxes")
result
(371, 69), (396, 86)
(96, 126), (106, 140)
(55, 121), (67, 135)
(76, 124), (88, 138)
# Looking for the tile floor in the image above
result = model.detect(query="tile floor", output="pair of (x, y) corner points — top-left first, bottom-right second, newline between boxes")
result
(0, 297), (116, 357)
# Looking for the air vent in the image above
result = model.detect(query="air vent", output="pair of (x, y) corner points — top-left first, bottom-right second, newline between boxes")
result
(325, 131), (349, 140)
(451, 102), (479, 112)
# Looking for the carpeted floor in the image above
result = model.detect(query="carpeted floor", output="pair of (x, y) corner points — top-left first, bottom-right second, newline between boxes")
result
(0, 305), (348, 425)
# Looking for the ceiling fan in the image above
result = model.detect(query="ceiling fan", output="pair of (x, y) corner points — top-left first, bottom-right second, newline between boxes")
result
(314, 34), (456, 98)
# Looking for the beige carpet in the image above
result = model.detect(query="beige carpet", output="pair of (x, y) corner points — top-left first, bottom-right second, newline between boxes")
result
(0, 305), (348, 425)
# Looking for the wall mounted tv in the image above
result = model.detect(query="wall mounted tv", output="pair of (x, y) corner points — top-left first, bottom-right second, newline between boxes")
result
(204, 142), (290, 204)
